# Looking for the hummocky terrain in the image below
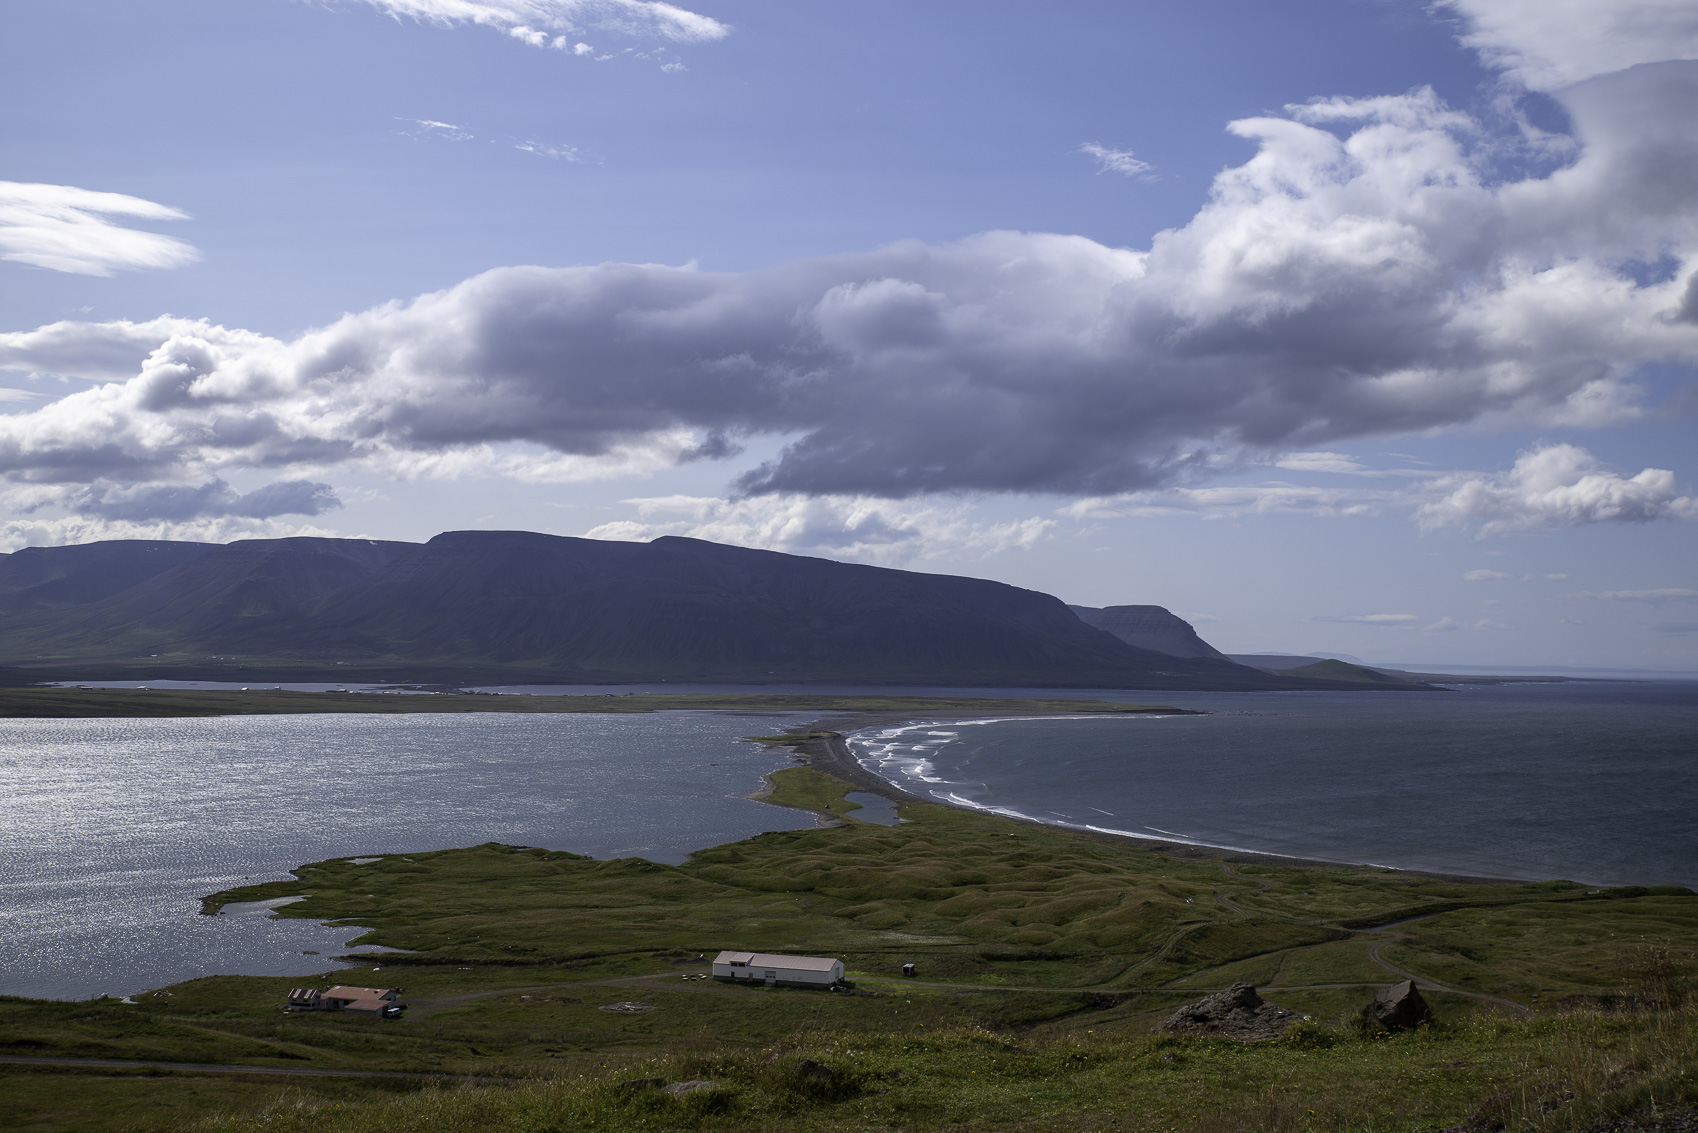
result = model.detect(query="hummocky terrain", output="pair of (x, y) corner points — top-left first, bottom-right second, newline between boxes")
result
(0, 532), (1415, 689)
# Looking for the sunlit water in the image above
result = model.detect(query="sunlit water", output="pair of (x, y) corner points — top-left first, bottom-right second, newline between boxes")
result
(850, 681), (1698, 890)
(0, 712), (817, 1001)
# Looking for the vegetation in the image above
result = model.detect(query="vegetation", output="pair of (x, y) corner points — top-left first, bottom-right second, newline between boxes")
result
(0, 688), (1185, 719)
(4, 764), (1694, 1131)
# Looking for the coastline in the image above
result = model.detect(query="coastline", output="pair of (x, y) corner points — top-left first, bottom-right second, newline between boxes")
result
(769, 716), (1539, 887)
(0, 687), (1201, 719)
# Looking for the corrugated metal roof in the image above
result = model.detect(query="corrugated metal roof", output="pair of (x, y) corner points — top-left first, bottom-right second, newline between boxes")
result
(712, 950), (840, 972)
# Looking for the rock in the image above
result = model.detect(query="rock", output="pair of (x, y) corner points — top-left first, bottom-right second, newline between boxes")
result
(598, 1001), (655, 1013)
(661, 1080), (720, 1097)
(1157, 982), (1297, 1042)
(1362, 980), (1432, 1032)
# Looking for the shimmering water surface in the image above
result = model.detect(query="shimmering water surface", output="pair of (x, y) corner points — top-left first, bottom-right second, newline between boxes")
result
(851, 682), (1698, 890)
(1, 712), (817, 1001)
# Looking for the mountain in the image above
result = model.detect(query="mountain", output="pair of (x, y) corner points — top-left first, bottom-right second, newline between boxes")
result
(1276, 659), (1430, 686)
(1067, 605), (1227, 659)
(0, 540), (215, 616)
(0, 532), (1405, 689)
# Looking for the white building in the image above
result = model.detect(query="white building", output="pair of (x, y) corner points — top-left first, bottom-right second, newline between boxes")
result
(287, 985), (405, 1017)
(711, 950), (844, 988)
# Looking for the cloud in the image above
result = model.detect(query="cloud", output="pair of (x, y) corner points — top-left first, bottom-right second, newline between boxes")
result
(583, 494), (1054, 565)
(397, 118), (474, 141)
(1061, 482), (1408, 520)
(1652, 621), (1698, 635)
(1314, 613), (1419, 625)
(1416, 444), (1698, 535)
(346, 0), (730, 48)
(512, 140), (586, 160)
(1078, 142), (1154, 178)
(1463, 568), (1519, 580)
(0, 181), (197, 276)
(0, 317), (270, 382)
(1440, 0), (1698, 90)
(67, 478), (342, 522)
(1, 26), (1697, 509)
(1424, 616), (1464, 632)
(1577, 587), (1698, 604)
(1270, 452), (1367, 474)
(0, 514), (342, 555)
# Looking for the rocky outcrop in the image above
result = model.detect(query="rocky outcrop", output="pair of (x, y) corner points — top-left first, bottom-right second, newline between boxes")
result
(1362, 979), (1432, 1032)
(1157, 982), (1297, 1041)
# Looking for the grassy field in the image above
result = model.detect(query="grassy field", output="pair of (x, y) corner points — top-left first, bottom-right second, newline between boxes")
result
(4, 760), (1694, 1132)
(0, 687), (1187, 718)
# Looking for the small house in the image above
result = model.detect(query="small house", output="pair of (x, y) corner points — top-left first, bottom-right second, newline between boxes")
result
(711, 950), (844, 988)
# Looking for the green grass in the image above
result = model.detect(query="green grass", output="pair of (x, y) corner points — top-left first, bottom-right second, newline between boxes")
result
(6, 766), (1696, 1131)
(165, 1008), (1698, 1132)
(755, 764), (876, 819)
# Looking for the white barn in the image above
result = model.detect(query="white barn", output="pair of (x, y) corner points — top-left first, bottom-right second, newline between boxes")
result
(712, 950), (844, 988)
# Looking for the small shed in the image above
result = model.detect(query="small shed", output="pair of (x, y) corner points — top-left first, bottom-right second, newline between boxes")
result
(711, 950), (844, 988)
(286, 988), (322, 1009)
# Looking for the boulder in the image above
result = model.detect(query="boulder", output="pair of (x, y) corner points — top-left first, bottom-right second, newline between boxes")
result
(1362, 979), (1432, 1032)
(661, 1080), (720, 1097)
(1158, 982), (1297, 1042)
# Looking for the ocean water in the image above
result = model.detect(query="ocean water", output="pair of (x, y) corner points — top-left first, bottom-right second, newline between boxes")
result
(850, 681), (1698, 890)
(0, 712), (818, 1001)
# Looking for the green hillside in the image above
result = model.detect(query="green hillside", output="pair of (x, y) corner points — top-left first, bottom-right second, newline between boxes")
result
(5, 761), (1693, 1132)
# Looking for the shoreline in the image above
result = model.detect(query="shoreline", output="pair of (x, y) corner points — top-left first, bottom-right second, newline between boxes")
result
(0, 687), (1201, 720)
(770, 715), (1543, 887)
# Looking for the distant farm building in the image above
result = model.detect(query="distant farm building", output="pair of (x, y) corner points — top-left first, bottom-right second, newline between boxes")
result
(712, 950), (844, 987)
(286, 985), (405, 1017)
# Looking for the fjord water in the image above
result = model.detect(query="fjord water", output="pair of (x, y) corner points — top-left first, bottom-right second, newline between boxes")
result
(1, 712), (817, 1001)
(852, 681), (1698, 890)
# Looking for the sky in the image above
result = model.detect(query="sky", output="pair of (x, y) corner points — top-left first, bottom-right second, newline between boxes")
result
(3, 0), (1698, 671)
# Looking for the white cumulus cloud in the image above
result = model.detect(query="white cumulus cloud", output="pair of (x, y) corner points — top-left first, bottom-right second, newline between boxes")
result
(584, 494), (1054, 565)
(0, 182), (197, 276)
(1441, 0), (1698, 89)
(1417, 444), (1698, 535)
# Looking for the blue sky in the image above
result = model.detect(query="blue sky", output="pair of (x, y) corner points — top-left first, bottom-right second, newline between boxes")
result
(3, 0), (1698, 670)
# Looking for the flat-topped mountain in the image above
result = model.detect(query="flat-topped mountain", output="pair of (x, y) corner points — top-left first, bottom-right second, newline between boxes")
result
(0, 532), (1389, 689)
(1067, 604), (1227, 659)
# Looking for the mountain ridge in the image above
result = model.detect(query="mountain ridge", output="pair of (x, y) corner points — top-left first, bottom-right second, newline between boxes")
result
(0, 533), (1420, 690)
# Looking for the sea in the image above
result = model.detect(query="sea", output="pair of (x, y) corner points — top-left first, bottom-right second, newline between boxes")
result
(0, 711), (819, 1002)
(3, 680), (1694, 1002)
(848, 681), (1698, 891)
